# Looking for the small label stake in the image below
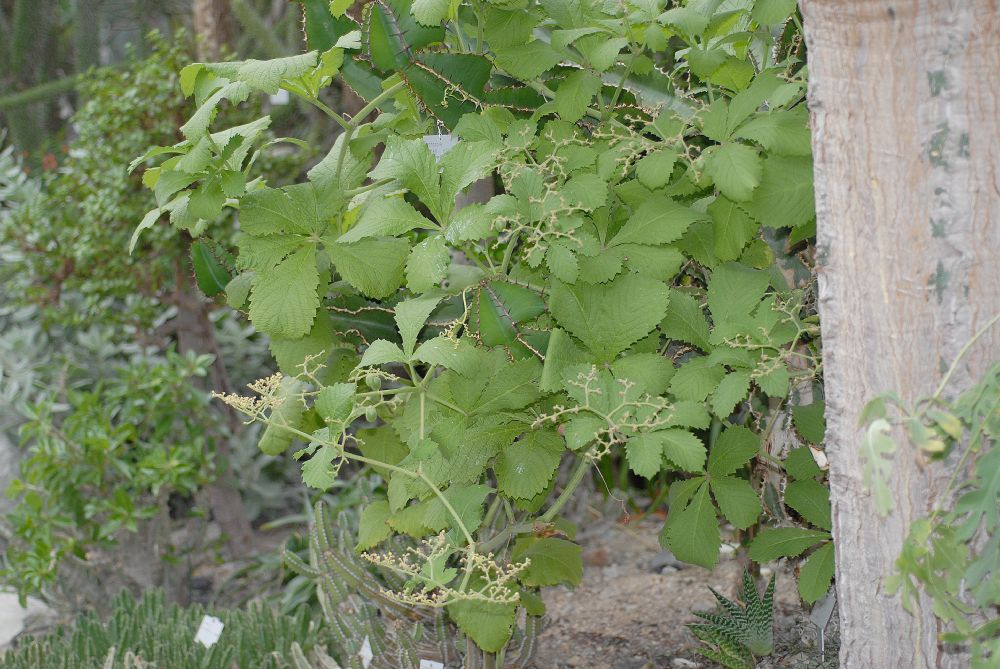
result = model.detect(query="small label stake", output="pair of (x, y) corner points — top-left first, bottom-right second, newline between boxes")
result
(420, 661), (445, 669)
(423, 134), (459, 161)
(194, 615), (224, 648)
(359, 635), (374, 668)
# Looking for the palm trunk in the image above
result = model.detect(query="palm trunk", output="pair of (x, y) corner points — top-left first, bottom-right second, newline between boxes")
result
(801, 1), (1000, 666)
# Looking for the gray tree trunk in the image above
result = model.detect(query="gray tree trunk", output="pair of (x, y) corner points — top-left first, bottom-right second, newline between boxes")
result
(801, 2), (1000, 667)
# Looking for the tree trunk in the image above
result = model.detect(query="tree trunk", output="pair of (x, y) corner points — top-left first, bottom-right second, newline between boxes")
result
(193, 0), (235, 61)
(801, 2), (1000, 667)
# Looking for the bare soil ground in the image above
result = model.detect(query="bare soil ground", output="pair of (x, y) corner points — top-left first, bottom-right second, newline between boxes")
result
(531, 512), (839, 669)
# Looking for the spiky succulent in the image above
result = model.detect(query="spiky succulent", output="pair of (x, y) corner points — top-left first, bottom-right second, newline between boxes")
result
(688, 570), (775, 669)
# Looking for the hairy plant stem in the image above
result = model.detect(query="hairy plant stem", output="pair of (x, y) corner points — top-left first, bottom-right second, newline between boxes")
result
(334, 80), (407, 178)
(540, 455), (590, 523)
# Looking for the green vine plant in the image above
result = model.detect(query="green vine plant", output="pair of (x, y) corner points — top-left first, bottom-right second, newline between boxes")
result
(130, 0), (823, 661)
(858, 313), (1000, 668)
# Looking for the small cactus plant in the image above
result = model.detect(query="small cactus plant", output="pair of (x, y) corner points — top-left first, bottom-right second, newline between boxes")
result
(687, 571), (776, 669)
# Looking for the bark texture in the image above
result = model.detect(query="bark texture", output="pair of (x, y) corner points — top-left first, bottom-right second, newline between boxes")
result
(801, 2), (1000, 667)
(193, 0), (235, 61)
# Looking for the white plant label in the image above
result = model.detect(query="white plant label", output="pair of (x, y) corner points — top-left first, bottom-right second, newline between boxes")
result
(194, 615), (224, 648)
(269, 89), (290, 106)
(420, 661), (445, 669)
(359, 635), (374, 668)
(423, 134), (459, 161)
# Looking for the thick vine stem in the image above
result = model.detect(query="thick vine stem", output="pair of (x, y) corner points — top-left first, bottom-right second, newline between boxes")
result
(335, 79), (408, 179)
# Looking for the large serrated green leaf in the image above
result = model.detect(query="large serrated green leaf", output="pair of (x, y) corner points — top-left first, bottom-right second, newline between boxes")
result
(512, 537), (583, 587)
(665, 481), (720, 569)
(495, 429), (563, 499)
(797, 542), (834, 604)
(707, 425), (759, 477)
(249, 246), (320, 338)
(710, 475), (762, 530)
(741, 155), (815, 229)
(748, 527), (830, 562)
(703, 142), (761, 202)
(340, 195), (436, 242)
(447, 598), (516, 653)
(357, 500), (393, 550)
(610, 195), (703, 246)
(550, 273), (669, 362)
(784, 478), (832, 531)
(327, 237), (410, 299)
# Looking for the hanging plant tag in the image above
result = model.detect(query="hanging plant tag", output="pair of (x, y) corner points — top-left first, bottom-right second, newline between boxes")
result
(423, 134), (458, 161)
(194, 615), (224, 648)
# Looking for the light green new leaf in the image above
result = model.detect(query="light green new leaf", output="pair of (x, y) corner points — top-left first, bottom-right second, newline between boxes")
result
(710, 475), (762, 529)
(785, 478), (832, 531)
(610, 195), (703, 246)
(556, 70), (602, 123)
(512, 537), (583, 587)
(798, 542), (835, 604)
(395, 295), (442, 357)
(703, 142), (762, 202)
(549, 274), (670, 362)
(406, 235), (450, 292)
(357, 500), (392, 550)
(327, 237), (410, 299)
(249, 246), (320, 338)
(707, 425), (759, 477)
(748, 527), (830, 562)
(712, 371), (751, 418)
(340, 196), (436, 242)
(496, 429), (563, 499)
(859, 418), (897, 516)
(665, 482), (721, 569)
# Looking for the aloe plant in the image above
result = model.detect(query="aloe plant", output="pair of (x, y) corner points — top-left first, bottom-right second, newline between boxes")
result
(688, 571), (775, 669)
